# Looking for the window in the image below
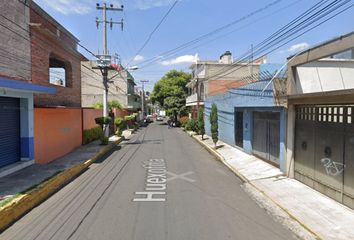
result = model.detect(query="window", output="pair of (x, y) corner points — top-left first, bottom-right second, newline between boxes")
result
(324, 49), (354, 60)
(49, 55), (71, 87)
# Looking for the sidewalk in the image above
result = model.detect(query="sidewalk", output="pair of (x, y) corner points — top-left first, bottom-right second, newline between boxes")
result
(0, 137), (115, 202)
(0, 135), (123, 231)
(190, 132), (354, 240)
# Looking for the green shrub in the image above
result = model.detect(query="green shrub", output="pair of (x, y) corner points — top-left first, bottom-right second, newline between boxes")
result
(100, 136), (109, 145)
(179, 116), (189, 127)
(124, 115), (135, 121)
(95, 116), (112, 126)
(114, 117), (127, 136)
(83, 127), (103, 144)
(185, 119), (197, 131)
(197, 108), (205, 139)
(210, 103), (218, 147)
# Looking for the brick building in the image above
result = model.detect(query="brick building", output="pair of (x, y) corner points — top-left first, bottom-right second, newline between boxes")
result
(0, 1), (55, 173)
(30, 1), (87, 107)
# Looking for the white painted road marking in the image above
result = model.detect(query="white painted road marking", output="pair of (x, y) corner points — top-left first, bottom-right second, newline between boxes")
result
(166, 171), (195, 183)
(133, 159), (167, 202)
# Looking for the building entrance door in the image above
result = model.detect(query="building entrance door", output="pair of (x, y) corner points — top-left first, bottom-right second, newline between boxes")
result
(252, 112), (280, 165)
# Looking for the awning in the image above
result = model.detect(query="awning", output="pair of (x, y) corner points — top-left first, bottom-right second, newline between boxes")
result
(0, 77), (56, 94)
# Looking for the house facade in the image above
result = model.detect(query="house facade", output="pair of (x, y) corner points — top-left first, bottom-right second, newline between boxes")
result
(286, 32), (354, 209)
(29, 2), (89, 164)
(204, 64), (288, 172)
(30, 1), (86, 107)
(81, 61), (141, 113)
(186, 51), (262, 118)
(0, 1), (55, 173)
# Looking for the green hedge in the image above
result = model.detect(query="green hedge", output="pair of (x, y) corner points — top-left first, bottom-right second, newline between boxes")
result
(95, 116), (112, 125)
(124, 115), (135, 121)
(83, 127), (103, 144)
(185, 119), (197, 131)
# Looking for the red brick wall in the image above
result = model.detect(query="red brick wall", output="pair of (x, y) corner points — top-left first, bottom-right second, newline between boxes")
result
(208, 80), (248, 96)
(30, 7), (83, 107)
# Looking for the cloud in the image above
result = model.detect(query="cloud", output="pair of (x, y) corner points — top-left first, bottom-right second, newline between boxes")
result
(160, 54), (199, 66)
(288, 42), (310, 52)
(134, 0), (176, 10)
(132, 55), (144, 62)
(34, 0), (122, 15)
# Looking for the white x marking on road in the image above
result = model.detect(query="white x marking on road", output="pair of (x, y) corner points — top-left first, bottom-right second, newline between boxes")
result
(166, 171), (196, 182)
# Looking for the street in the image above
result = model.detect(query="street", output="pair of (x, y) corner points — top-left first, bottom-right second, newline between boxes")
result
(0, 122), (296, 240)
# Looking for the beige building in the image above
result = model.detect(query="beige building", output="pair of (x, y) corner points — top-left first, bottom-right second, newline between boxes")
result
(81, 61), (141, 111)
(286, 31), (354, 209)
(186, 51), (263, 118)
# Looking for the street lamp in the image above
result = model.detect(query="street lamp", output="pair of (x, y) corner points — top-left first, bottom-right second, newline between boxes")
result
(127, 66), (139, 71)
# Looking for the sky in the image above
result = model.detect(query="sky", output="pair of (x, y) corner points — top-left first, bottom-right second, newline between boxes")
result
(34, 0), (354, 91)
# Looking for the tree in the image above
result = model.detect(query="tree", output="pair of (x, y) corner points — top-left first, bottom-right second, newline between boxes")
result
(150, 70), (191, 121)
(197, 107), (205, 140)
(210, 103), (218, 148)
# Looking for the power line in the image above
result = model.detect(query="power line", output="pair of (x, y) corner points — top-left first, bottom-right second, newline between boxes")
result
(135, 0), (285, 69)
(203, 0), (352, 84)
(126, 0), (178, 68)
(205, 0), (353, 96)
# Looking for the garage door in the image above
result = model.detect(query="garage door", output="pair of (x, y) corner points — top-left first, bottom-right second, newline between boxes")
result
(0, 97), (20, 168)
(295, 105), (354, 208)
(252, 112), (280, 165)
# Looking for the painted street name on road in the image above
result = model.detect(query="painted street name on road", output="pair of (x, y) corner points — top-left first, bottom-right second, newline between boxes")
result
(133, 159), (167, 202)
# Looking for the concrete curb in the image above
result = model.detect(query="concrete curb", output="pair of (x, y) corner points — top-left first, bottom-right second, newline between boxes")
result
(0, 137), (123, 232)
(189, 133), (322, 240)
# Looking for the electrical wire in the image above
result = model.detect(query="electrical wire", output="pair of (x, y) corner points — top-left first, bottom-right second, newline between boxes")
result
(203, 0), (352, 86)
(203, 0), (353, 96)
(126, 0), (179, 68)
(136, 0), (285, 69)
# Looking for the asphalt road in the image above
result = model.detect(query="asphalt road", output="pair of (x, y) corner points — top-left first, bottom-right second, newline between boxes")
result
(0, 122), (297, 240)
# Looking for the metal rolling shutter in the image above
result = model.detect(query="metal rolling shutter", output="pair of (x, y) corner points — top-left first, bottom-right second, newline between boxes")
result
(0, 97), (20, 168)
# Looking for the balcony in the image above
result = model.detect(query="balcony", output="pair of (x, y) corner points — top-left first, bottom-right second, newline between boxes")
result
(186, 93), (204, 106)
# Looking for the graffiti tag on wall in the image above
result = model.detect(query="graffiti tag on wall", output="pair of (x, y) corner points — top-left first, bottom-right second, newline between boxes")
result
(321, 158), (345, 176)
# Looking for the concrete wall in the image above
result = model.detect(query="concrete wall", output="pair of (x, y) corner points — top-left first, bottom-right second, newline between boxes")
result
(287, 32), (354, 95)
(204, 80), (287, 172)
(0, 1), (31, 81)
(82, 108), (102, 130)
(205, 80), (276, 145)
(34, 108), (82, 164)
(295, 60), (354, 94)
(81, 61), (128, 108)
(205, 64), (260, 81)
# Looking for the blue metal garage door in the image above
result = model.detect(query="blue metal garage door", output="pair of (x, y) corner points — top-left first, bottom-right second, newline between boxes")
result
(0, 97), (20, 168)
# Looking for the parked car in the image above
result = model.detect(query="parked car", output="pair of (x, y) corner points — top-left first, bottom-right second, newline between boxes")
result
(144, 116), (153, 123)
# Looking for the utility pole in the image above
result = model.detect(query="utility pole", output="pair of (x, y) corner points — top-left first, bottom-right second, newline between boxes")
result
(140, 80), (149, 118)
(195, 58), (199, 120)
(95, 3), (124, 137)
